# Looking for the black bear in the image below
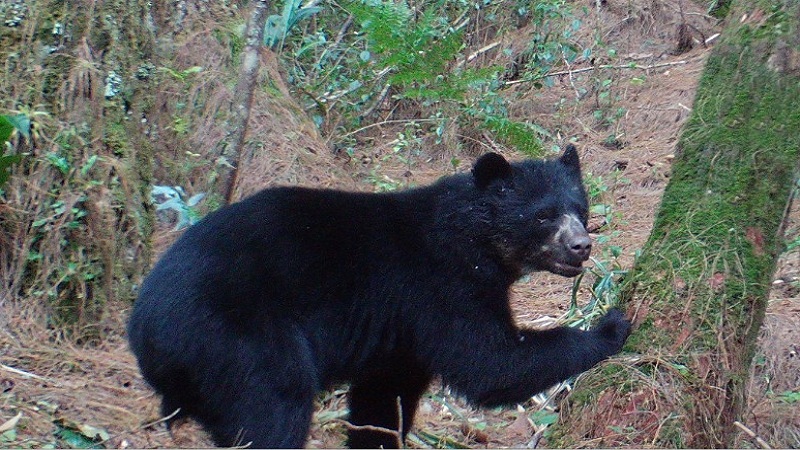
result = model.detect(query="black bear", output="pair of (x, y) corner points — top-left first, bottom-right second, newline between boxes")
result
(127, 145), (631, 448)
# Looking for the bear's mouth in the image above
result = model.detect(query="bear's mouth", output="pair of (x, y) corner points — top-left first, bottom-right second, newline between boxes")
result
(548, 260), (585, 277)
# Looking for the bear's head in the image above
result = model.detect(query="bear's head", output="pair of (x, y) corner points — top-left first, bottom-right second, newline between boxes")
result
(470, 145), (591, 278)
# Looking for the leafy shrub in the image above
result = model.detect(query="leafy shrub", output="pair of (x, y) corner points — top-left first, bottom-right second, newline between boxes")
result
(0, 113), (29, 188)
(275, 0), (582, 156)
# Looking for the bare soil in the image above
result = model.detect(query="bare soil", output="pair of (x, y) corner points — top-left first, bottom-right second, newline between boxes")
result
(1, 1), (798, 448)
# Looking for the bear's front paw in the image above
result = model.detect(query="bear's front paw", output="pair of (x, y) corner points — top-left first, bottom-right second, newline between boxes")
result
(592, 308), (631, 354)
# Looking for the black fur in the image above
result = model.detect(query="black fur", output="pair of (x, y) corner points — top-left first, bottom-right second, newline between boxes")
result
(127, 148), (631, 448)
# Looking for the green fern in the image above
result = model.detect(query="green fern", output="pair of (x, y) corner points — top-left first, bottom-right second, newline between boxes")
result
(344, 0), (547, 154)
(279, 0), (585, 156)
(346, 1), (464, 92)
(479, 113), (546, 158)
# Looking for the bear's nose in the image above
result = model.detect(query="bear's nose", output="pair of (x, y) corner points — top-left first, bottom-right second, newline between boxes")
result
(568, 234), (592, 261)
(559, 215), (592, 261)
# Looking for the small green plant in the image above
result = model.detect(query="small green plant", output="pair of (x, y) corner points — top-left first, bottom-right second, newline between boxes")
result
(523, 236), (635, 441)
(264, 0), (322, 51)
(515, 0), (582, 87)
(0, 113), (29, 188)
(159, 65), (204, 83)
(584, 169), (629, 232)
(391, 121), (422, 169)
(530, 409), (559, 426)
(151, 185), (206, 230)
(777, 390), (800, 404)
(364, 170), (402, 192)
(364, 122), (425, 192)
(171, 116), (190, 136)
(592, 72), (627, 131)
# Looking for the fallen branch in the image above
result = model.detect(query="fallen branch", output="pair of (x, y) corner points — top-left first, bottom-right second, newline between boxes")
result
(333, 420), (403, 448)
(463, 41), (501, 65)
(504, 59), (693, 87)
(139, 407), (183, 430)
(0, 363), (54, 384)
(339, 118), (439, 139)
(733, 421), (771, 449)
(332, 397), (404, 448)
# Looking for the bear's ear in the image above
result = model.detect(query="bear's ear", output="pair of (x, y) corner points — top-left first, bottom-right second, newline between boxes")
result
(472, 152), (513, 190)
(559, 144), (581, 173)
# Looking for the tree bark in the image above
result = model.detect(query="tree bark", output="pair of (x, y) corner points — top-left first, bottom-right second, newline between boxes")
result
(549, 1), (800, 448)
(215, 0), (270, 204)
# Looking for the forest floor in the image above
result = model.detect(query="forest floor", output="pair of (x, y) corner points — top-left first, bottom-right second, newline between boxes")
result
(2, 1), (799, 448)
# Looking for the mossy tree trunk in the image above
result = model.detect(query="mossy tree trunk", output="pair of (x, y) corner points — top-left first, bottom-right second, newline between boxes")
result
(550, 1), (800, 448)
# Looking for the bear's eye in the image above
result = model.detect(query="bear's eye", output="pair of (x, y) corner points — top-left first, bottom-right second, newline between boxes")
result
(533, 208), (557, 224)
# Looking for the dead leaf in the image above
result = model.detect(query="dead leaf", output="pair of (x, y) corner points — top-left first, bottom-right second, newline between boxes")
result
(746, 227), (765, 256)
(505, 413), (532, 440)
(459, 423), (489, 444)
(709, 272), (726, 290)
(0, 413), (22, 433)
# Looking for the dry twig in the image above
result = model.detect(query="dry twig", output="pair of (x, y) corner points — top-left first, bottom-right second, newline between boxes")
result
(734, 421), (772, 449)
(504, 59), (693, 87)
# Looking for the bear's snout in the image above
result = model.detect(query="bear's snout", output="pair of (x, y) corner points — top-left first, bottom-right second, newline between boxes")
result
(558, 214), (592, 262)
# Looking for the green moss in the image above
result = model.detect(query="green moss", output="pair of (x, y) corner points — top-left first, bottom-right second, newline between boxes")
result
(213, 25), (246, 64)
(103, 121), (131, 156)
(41, 53), (74, 105)
(631, 43), (800, 354)
(132, 136), (155, 256)
(553, 4), (800, 445)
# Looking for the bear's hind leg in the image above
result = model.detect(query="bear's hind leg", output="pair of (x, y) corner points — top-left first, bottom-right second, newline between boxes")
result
(201, 374), (316, 448)
(193, 326), (319, 448)
(346, 368), (431, 449)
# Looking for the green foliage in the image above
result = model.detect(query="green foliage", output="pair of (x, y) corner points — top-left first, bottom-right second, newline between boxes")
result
(15, 119), (137, 331)
(53, 418), (108, 449)
(777, 390), (800, 404)
(530, 409), (559, 426)
(364, 122), (425, 191)
(584, 169), (629, 236)
(159, 65), (204, 83)
(0, 113), (29, 188)
(515, 0), (582, 86)
(277, 0), (583, 156)
(347, 0), (467, 92)
(707, 0), (731, 19)
(478, 113), (547, 157)
(26, 144), (105, 318)
(213, 25), (246, 62)
(264, 0), (322, 50)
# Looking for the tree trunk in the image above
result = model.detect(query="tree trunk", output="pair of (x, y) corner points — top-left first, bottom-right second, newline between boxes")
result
(549, 1), (800, 448)
(214, 0), (270, 204)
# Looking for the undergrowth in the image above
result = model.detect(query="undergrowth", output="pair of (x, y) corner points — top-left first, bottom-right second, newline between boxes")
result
(276, 0), (588, 158)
